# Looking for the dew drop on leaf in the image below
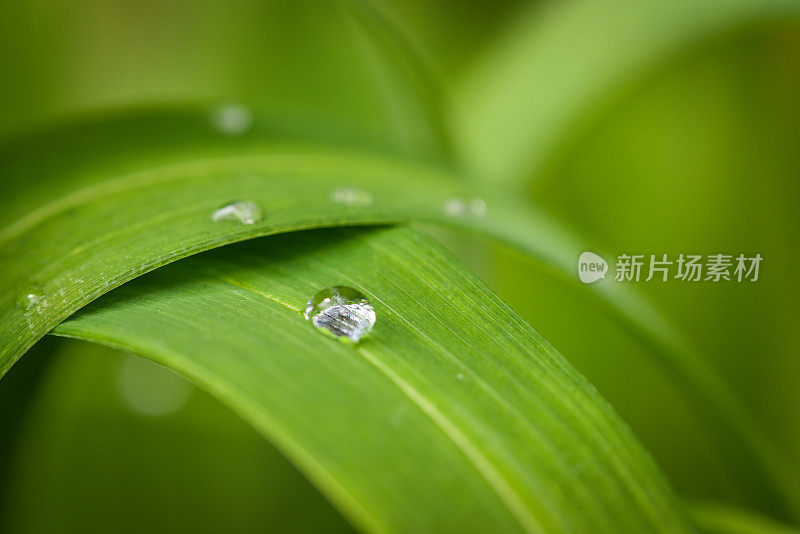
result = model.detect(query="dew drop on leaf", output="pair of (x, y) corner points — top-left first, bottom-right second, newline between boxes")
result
(443, 197), (487, 218)
(210, 201), (263, 225)
(17, 292), (48, 327)
(117, 354), (193, 417)
(210, 103), (253, 136)
(304, 286), (376, 343)
(17, 292), (46, 314)
(443, 197), (467, 217)
(330, 187), (373, 207)
(469, 197), (487, 217)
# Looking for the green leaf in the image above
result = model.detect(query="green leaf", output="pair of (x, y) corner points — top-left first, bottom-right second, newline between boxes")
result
(3, 339), (353, 533)
(344, 0), (454, 159)
(0, 0), (450, 155)
(690, 503), (800, 534)
(0, 108), (795, 519)
(451, 0), (800, 187)
(53, 226), (694, 533)
(0, 110), (514, 368)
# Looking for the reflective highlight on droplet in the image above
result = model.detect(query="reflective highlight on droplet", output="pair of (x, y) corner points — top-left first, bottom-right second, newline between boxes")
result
(211, 103), (253, 136)
(304, 286), (376, 342)
(211, 201), (263, 225)
(444, 197), (487, 218)
(330, 187), (373, 207)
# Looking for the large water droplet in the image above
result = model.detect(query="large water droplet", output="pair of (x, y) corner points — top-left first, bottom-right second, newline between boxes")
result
(211, 201), (263, 225)
(304, 286), (376, 343)
(330, 187), (373, 207)
(211, 103), (253, 136)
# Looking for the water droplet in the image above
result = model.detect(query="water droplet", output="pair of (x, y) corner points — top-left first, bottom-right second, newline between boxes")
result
(211, 103), (253, 136)
(211, 201), (263, 225)
(21, 293), (40, 309)
(304, 286), (376, 343)
(17, 292), (49, 328)
(444, 197), (467, 217)
(444, 197), (487, 218)
(330, 187), (373, 207)
(469, 197), (487, 217)
(456, 373), (465, 381)
(17, 292), (47, 314)
(118, 354), (193, 417)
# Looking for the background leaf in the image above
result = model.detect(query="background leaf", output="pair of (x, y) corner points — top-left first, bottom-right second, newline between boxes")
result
(690, 503), (800, 534)
(451, 0), (800, 187)
(0, 0), (451, 160)
(2, 339), (353, 534)
(516, 19), (800, 518)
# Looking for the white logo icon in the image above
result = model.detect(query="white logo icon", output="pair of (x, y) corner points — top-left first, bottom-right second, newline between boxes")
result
(578, 252), (608, 284)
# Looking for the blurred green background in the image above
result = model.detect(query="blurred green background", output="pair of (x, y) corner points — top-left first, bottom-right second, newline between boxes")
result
(1, 0), (799, 531)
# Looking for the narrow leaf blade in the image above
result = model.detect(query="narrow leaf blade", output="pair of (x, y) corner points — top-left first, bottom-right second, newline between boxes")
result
(54, 226), (694, 533)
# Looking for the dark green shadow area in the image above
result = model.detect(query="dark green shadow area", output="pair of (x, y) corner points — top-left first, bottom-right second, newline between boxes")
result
(0, 338), (354, 534)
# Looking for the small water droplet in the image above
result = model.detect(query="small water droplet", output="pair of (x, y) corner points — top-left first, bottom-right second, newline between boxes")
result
(17, 293), (46, 314)
(211, 103), (253, 136)
(211, 201), (263, 225)
(469, 197), (487, 217)
(444, 197), (487, 218)
(456, 373), (465, 381)
(118, 354), (193, 417)
(22, 293), (40, 309)
(330, 187), (373, 207)
(17, 292), (49, 327)
(444, 197), (467, 217)
(304, 286), (376, 343)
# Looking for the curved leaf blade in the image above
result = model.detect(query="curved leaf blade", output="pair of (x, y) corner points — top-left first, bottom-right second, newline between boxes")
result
(2, 340), (355, 533)
(0, 109), (795, 518)
(451, 0), (800, 187)
(0, 144), (508, 368)
(690, 503), (800, 534)
(54, 226), (694, 533)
